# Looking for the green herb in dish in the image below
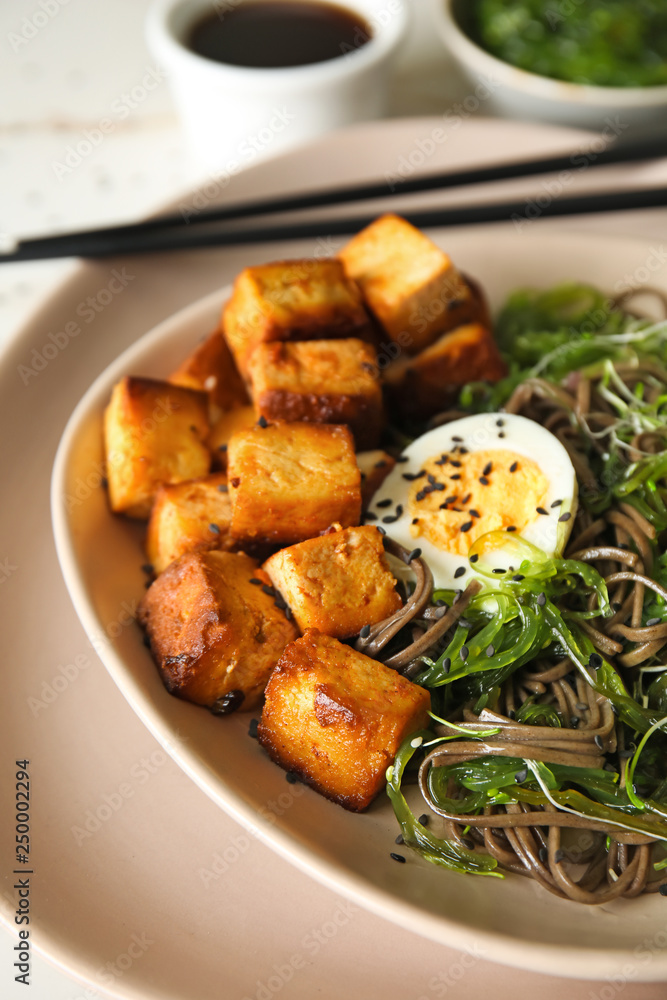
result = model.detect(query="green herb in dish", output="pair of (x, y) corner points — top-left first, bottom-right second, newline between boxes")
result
(473, 0), (667, 87)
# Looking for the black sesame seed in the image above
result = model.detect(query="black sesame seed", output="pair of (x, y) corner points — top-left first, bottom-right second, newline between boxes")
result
(427, 473), (437, 485)
(364, 510), (378, 521)
(594, 735), (604, 750)
(512, 574), (525, 582)
(575, 702), (588, 711)
(377, 526), (386, 536)
(443, 495), (458, 505)
(646, 617), (661, 627)
(375, 459), (387, 468)
(286, 771), (299, 784)
(479, 476), (489, 486)
(141, 563), (154, 575)
(459, 447), (469, 455)
(492, 568), (506, 575)
(460, 645), (469, 661)
(274, 595), (287, 610)
(514, 768), (528, 783)
(498, 432), (505, 438)
(470, 553), (479, 564)
(218, 443), (228, 452)
(486, 644), (495, 657)
(396, 455), (409, 463)
(402, 470), (426, 481)
(589, 653), (603, 669)
(483, 462), (493, 476)
(433, 482), (445, 491)
(406, 548), (422, 563)
(411, 517), (420, 525)
(435, 599), (447, 607)
(559, 512), (572, 522)
(536, 507), (549, 516)
(570, 716), (580, 729)
(496, 418), (505, 427)
(461, 493), (471, 504)
(449, 460), (462, 468)
(506, 526), (517, 532)
(435, 455), (449, 466)
(509, 462), (518, 473)
(460, 521), (473, 533)
(537, 592), (546, 606)
(395, 833), (404, 845)
(249, 577), (262, 586)
(376, 498), (392, 508)
(442, 657), (451, 671)
(209, 689), (244, 715)
(390, 852), (406, 864)
(538, 847), (549, 863)
(217, 483), (228, 492)
(359, 624), (371, 639)
(454, 566), (466, 579)
(418, 814), (430, 826)
(261, 584), (275, 597)
(248, 718), (259, 739)
(452, 436), (463, 442)
(209, 523), (221, 534)
(382, 514), (399, 523)
(554, 849), (565, 864)
(450, 474), (461, 480)
(257, 415), (268, 428)
(659, 884), (667, 896)
(551, 499), (563, 508)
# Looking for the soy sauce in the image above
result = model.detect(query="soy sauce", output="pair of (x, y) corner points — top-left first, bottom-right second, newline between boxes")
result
(187, 1), (372, 69)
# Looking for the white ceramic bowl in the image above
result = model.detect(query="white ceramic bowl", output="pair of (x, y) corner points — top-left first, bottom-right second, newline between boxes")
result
(432, 0), (667, 130)
(147, 0), (408, 170)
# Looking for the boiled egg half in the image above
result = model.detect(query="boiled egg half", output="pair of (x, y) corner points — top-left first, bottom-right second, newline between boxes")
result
(366, 413), (578, 590)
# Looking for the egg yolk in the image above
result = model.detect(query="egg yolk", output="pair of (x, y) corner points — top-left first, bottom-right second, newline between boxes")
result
(408, 449), (549, 557)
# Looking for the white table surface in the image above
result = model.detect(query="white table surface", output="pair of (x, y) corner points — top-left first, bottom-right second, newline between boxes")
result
(3, 1), (667, 997)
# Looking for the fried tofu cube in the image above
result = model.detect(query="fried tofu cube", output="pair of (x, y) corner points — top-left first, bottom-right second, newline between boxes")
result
(228, 422), (361, 546)
(145, 473), (239, 575)
(169, 329), (249, 419)
(104, 376), (210, 519)
(258, 630), (431, 810)
(208, 404), (257, 469)
(356, 450), (396, 507)
(137, 550), (298, 710)
(262, 525), (401, 638)
(222, 258), (372, 375)
(339, 214), (482, 354)
(246, 338), (383, 450)
(384, 323), (508, 421)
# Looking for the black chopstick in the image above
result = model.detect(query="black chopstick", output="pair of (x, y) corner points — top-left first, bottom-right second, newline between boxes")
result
(3, 185), (667, 262)
(4, 124), (667, 263)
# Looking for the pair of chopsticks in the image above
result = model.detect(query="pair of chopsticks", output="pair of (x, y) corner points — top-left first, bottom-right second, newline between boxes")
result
(4, 125), (667, 262)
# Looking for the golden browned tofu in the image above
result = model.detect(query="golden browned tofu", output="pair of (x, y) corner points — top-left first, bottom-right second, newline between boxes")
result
(169, 329), (249, 419)
(104, 376), (210, 519)
(227, 422), (361, 546)
(339, 214), (481, 354)
(145, 473), (239, 575)
(356, 449), (396, 508)
(137, 550), (298, 710)
(262, 524), (401, 638)
(258, 630), (431, 810)
(384, 323), (508, 421)
(246, 338), (383, 450)
(222, 258), (372, 375)
(208, 404), (257, 469)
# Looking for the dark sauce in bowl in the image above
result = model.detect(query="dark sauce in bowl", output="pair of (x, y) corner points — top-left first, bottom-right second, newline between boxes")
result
(187, 1), (372, 69)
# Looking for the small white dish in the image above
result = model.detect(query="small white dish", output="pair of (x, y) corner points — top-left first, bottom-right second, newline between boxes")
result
(432, 0), (667, 130)
(147, 0), (408, 169)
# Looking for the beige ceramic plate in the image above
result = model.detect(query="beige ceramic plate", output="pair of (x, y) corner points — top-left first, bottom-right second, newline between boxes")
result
(4, 118), (667, 1000)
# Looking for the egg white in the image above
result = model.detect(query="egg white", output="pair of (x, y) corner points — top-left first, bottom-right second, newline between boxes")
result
(366, 413), (578, 590)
